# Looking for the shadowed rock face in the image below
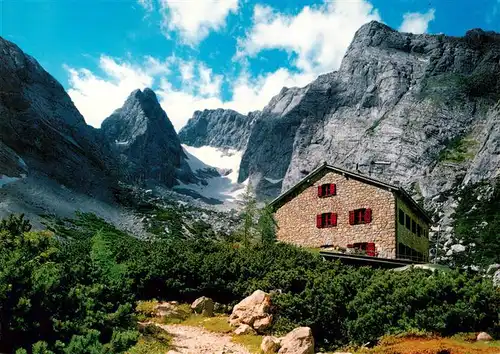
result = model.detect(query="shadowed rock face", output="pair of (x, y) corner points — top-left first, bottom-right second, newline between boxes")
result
(0, 36), (117, 199)
(101, 88), (196, 187)
(238, 21), (500, 213)
(178, 108), (256, 151)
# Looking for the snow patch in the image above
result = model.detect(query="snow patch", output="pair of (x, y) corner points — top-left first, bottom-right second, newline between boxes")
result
(115, 140), (129, 145)
(264, 177), (283, 184)
(17, 157), (27, 169)
(0, 174), (26, 188)
(178, 145), (246, 204)
(183, 145), (242, 184)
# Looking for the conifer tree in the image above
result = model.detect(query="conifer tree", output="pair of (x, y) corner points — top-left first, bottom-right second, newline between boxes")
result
(239, 183), (257, 246)
(258, 204), (277, 245)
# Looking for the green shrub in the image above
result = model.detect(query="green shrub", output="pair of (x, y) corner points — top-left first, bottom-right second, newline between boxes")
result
(3, 212), (499, 352)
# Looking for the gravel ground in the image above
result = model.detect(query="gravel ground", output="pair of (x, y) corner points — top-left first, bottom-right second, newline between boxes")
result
(158, 324), (251, 354)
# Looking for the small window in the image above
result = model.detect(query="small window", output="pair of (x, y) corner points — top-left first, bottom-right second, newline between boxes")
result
(317, 183), (336, 197)
(411, 220), (416, 234)
(316, 212), (337, 228)
(417, 225), (422, 237)
(398, 209), (405, 225)
(405, 215), (411, 230)
(349, 208), (372, 225)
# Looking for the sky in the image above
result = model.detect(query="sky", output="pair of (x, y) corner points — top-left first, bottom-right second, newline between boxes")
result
(1, 0), (499, 132)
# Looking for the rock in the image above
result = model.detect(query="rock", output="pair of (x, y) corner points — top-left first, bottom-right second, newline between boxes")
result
(101, 88), (197, 187)
(0, 37), (117, 200)
(476, 332), (493, 341)
(234, 20), (500, 242)
(261, 336), (281, 353)
(178, 108), (256, 150)
(154, 302), (188, 319)
(254, 316), (273, 332)
(494, 269), (500, 287)
(229, 290), (273, 333)
(234, 324), (256, 335)
(191, 296), (214, 317)
(278, 327), (314, 354)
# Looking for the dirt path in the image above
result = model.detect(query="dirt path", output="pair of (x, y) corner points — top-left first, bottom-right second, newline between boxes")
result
(157, 323), (252, 354)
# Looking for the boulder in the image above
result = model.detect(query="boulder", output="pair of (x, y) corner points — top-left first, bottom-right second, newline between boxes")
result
(278, 327), (314, 354)
(254, 316), (273, 332)
(234, 324), (256, 335)
(154, 301), (188, 319)
(477, 332), (493, 341)
(191, 296), (214, 317)
(229, 290), (273, 333)
(261, 336), (281, 354)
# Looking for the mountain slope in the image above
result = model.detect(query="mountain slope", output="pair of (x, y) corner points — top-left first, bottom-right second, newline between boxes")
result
(101, 88), (196, 187)
(178, 108), (256, 151)
(238, 22), (500, 210)
(0, 36), (117, 198)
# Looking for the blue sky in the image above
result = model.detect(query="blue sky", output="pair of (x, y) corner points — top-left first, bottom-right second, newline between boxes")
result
(2, 0), (499, 131)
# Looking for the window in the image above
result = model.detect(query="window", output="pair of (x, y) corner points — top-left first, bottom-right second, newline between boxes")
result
(417, 224), (422, 237)
(397, 242), (426, 262)
(316, 212), (337, 228)
(347, 242), (378, 257)
(317, 183), (336, 197)
(349, 208), (372, 225)
(398, 209), (405, 225)
(405, 215), (411, 230)
(411, 220), (417, 234)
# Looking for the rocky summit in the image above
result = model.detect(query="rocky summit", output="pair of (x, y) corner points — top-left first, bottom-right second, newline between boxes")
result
(239, 22), (500, 190)
(101, 88), (197, 188)
(234, 22), (500, 225)
(178, 108), (256, 151)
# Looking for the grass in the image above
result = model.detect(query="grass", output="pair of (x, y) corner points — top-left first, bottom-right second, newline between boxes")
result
(126, 324), (172, 354)
(439, 136), (478, 163)
(134, 302), (263, 353)
(232, 333), (263, 354)
(354, 334), (500, 354)
(175, 310), (264, 353)
(135, 300), (191, 324)
(179, 314), (233, 333)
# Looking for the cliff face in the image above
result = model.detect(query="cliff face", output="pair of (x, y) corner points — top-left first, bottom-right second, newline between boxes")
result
(178, 108), (256, 150)
(0, 36), (117, 198)
(238, 22), (500, 213)
(101, 88), (196, 187)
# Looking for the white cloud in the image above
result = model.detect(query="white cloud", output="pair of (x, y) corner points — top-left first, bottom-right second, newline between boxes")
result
(65, 55), (313, 132)
(399, 9), (435, 34)
(237, 0), (381, 74)
(156, 67), (314, 130)
(159, 0), (239, 44)
(137, 0), (154, 12)
(66, 0), (393, 133)
(66, 56), (170, 127)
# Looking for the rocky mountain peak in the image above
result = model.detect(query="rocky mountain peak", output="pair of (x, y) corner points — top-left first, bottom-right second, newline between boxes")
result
(0, 36), (116, 198)
(178, 108), (255, 150)
(237, 22), (500, 233)
(101, 88), (195, 187)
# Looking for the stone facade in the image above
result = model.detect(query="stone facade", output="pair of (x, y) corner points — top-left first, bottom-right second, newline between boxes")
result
(274, 171), (397, 258)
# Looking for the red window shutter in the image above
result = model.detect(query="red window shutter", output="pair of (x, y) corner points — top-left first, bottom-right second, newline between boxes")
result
(349, 210), (355, 225)
(316, 214), (322, 228)
(332, 213), (337, 226)
(364, 208), (372, 223)
(317, 185), (322, 197)
(330, 183), (336, 196)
